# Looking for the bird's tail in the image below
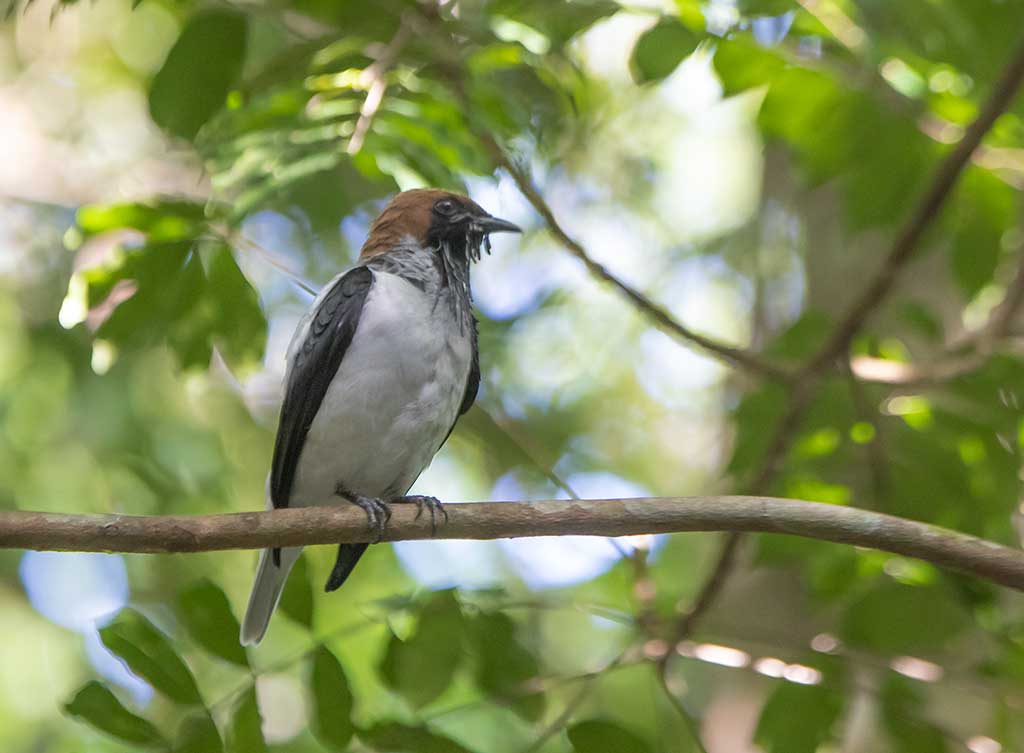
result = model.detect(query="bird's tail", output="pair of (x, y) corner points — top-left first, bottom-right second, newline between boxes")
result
(240, 546), (302, 646)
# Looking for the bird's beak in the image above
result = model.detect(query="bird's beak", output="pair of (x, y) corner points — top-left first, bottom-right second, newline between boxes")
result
(475, 215), (522, 235)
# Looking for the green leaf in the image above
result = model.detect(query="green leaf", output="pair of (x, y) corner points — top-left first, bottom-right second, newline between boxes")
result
(490, 0), (619, 47)
(174, 712), (223, 753)
(674, 0), (706, 31)
(949, 171), (1014, 297)
(469, 612), (545, 721)
(204, 244), (267, 369)
(900, 302), (943, 342)
(64, 682), (166, 748)
(726, 382), (788, 477)
(149, 10), (248, 140)
(358, 722), (475, 753)
(229, 686), (267, 753)
(100, 609), (203, 706)
(754, 682), (841, 753)
(765, 311), (832, 360)
(841, 582), (970, 654)
(75, 201), (206, 243)
(177, 579), (249, 668)
(379, 590), (464, 708)
(567, 720), (652, 753)
(310, 646), (355, 750)
(737, 0), (797, 16)
(880, 677), (950, 753)
(73, 239), (267, 370)
(279, 552), (314, 629)
(631, 19), (700, 82)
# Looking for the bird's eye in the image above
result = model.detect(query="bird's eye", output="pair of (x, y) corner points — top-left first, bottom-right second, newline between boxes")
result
(434, 199), (456, 216)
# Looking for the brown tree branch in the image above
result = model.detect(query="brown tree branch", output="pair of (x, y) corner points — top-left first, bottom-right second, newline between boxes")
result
(850, 241), (1024, 388)
(807, 36), (1024, 374)
(674, 35), (1024, 639)
(482, 142), (791, 381)
(2, 498), (1024, 591)
(346, 15), (413, 155)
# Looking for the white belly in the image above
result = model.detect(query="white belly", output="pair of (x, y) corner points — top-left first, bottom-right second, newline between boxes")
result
(286, 271), (472, 506)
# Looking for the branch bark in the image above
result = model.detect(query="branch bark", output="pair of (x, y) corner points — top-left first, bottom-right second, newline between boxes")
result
(3, 498), (1024, 591)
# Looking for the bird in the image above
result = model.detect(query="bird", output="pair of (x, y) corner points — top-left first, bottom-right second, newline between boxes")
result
(240, 188), (521, 645)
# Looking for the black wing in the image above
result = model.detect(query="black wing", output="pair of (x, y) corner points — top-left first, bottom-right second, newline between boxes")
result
(270, 266), (374, 510)
(459, 316), (481, 416)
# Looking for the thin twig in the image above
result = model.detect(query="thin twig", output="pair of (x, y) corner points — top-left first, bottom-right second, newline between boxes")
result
(215, 228), (318, 297)
(347, 17), (413, 155)
(520, 651), (627, 753)
(208, 616), (377, 713)
(673, 531), (744, 640)
(850, 241), (1024, 388)
(795, 0), (865, 51)
(655, 660), (709, 753)
(426, 654), (641, 724)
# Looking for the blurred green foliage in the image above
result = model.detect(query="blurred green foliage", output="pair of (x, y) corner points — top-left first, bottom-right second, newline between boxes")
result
(1, 0), (1024, 751)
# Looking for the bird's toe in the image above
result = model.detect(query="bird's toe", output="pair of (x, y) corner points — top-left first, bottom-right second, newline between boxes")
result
(336, 488), (391, 542)
(398, 495), (447, 536)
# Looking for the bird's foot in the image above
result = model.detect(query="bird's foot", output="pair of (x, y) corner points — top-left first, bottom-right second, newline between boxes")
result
(336, 486), (392, 542)
(395, 495), (448, 536)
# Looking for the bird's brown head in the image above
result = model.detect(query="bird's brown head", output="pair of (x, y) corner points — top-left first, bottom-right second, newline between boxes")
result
(359, 188), (520, 261)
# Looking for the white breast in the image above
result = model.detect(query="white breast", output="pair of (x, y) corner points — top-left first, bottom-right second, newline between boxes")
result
(286, 271), (473, 506)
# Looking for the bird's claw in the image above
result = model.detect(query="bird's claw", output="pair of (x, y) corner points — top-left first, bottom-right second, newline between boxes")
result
(337, 486), (391, 543)
(398, 495), (448, 536)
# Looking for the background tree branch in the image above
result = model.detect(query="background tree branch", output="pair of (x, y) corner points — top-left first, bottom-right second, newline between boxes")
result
(3, 498), (1024, 592)
(807, 36), (1024, 374)
(488, 147), (792, 381)
(672, 34), (1024, 644)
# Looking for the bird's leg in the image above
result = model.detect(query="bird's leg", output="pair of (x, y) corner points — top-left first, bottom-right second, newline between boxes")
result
(335, 484), (392, 543)
(393, 495), (448, 536)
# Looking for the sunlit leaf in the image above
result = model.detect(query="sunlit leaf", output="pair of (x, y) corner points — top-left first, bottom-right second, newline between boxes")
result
(489, 0), (618, 47)
(75, 201), (205, 243)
